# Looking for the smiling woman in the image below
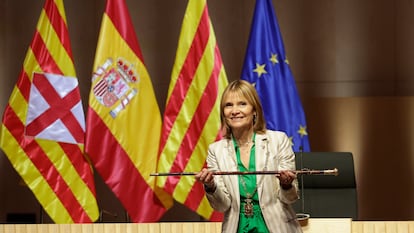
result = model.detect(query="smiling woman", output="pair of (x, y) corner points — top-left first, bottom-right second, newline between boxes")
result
(223, 92), (255, 135)
(195, 80), (303, 233)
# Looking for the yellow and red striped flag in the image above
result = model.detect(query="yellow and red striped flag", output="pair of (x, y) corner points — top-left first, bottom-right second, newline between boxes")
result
(85, 0), (172, 222)
(0, 0), (99, 223)
(157, 0), (228, 221)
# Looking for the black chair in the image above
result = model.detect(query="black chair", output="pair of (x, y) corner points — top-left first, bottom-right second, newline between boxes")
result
(292, 152), (358, 220)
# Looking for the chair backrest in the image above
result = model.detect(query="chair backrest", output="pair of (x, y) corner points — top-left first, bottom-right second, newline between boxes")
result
(292, 152), (358, 220)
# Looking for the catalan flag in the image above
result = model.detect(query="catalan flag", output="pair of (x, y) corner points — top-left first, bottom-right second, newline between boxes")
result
(241, 0), (310, 152)
(0, 0), (99, 223)
(85, 0), (172, 222)
(157, 0), (228, 221)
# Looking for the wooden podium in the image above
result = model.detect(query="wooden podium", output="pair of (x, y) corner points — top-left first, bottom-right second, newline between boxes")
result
(2, 219), (414, 233)
(302, 218), (351, 233)
(0, 218), (352, 233)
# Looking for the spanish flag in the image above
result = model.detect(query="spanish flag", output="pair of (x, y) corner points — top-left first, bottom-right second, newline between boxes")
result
(85, 0), (172, 222)
(0, 0), (99, 223)
(157, 0), (228, 221)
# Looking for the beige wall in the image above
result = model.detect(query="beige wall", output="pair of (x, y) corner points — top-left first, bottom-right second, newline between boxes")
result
(0, 0), (413, 222)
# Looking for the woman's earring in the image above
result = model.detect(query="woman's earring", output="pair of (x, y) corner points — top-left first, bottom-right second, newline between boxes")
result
(253, 114), (257, 124)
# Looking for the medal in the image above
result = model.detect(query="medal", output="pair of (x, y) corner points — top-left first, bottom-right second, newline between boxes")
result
(244, 197), (254, 217)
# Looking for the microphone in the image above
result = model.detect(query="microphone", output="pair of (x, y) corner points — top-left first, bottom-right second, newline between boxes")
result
(296, 145), (310, 225)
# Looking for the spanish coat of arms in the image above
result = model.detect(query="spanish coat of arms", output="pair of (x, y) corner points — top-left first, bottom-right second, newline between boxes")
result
(91, 57), (140, 118)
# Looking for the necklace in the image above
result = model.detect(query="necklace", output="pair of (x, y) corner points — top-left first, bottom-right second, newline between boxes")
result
(231, 134), (270, 217)
(239, 174), (257, 217)
(236, 140), (252, 147)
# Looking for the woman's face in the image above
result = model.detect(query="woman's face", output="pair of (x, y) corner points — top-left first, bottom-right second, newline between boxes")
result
(223, 92), (255, 131)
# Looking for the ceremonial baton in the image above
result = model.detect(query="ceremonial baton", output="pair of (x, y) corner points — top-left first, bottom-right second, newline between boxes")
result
(150, 168), (338, 177)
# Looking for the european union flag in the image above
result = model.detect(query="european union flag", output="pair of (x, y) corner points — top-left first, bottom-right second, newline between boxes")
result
(241, 0), (310, 152)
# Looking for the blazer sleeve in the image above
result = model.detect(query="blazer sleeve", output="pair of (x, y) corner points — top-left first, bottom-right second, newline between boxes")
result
(204, 142), (233, 212)
(273, 131), (300, 204)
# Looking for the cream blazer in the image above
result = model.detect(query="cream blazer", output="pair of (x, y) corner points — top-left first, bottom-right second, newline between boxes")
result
(205, 130), (303, 233)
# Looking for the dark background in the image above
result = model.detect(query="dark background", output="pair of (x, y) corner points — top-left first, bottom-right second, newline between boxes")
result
(1, 0), (413, 223)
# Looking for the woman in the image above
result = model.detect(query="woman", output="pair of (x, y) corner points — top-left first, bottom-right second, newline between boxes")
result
(195, 80), (303, 233)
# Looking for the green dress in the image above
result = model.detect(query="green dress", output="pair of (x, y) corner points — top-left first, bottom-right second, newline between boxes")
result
(233, 134), (269, 233)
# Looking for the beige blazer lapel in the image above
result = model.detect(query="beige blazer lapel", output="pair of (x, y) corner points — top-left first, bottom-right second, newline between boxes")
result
(255, 133), (270, 201)
(255, 133), (269, 171)
(221, 139), (240, 206)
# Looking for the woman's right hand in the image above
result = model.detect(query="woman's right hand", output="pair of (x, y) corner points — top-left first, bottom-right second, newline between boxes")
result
(195, 168), (215, 189)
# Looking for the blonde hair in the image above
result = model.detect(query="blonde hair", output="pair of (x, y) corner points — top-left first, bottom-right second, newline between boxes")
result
(220, 80), (266, 139)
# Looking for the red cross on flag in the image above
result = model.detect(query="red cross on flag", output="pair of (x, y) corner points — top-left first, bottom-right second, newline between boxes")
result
(25, 72), (85, 144)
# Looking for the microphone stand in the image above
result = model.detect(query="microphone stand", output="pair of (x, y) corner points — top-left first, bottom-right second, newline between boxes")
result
(99, 209), (118, 222)
(296, 146), (310, 225)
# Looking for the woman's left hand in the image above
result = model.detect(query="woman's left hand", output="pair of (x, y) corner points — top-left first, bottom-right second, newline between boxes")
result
(277, 170), (296, 186)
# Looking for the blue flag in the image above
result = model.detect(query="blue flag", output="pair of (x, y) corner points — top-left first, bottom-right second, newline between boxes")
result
(241, 0), (310, 152)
